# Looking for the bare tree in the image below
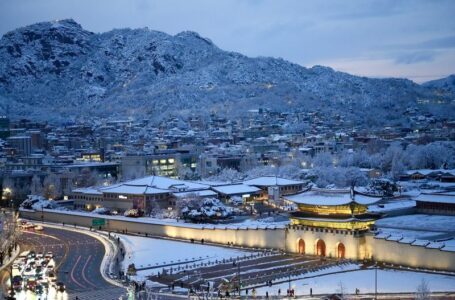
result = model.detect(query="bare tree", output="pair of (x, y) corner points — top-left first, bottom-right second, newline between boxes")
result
(336, 281), (346, 299)
(415, 279), (430, 300)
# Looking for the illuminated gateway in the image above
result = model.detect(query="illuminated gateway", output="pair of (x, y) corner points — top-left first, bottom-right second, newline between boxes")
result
(287, 187), (380, 230)
(284, 187), (381, 259)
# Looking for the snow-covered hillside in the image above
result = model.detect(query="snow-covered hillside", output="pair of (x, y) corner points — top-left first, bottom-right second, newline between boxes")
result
(0, 19), (453, 122)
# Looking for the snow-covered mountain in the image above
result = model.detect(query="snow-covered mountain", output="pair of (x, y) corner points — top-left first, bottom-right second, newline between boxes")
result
(0, 19), (452, 123)
(423, 75), (455, 94)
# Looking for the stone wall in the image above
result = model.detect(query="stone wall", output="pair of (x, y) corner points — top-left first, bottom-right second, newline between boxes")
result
(20, 209), (455, 271)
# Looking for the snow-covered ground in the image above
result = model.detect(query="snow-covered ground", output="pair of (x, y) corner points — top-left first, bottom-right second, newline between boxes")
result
(118, 234), (257, 280)
(249, 268), (455, 296)
(376, 214), (455, 232)
(368, 200), (416, 213)
(375, 228), (445, 240)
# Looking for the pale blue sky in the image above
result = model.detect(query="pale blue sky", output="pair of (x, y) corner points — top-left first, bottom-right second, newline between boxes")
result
(1, 0), (454, 82)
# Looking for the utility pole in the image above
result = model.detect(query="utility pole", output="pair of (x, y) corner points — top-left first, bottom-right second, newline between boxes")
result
(288, 273), (291, 292)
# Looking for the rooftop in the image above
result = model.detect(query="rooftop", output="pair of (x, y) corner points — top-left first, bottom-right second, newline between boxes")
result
(285, 188), (381, 206)
(243, 176), (304, 187)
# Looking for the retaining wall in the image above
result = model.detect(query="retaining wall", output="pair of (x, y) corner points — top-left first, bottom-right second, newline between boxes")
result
(20, 209), (455, 271)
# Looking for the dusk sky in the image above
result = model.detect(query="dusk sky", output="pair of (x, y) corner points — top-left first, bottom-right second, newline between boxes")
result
(1, 0), (454, 83)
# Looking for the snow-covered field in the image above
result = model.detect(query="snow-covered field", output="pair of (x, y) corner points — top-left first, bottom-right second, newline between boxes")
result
(376, 228), (446, 239)
(118, 234), (257, 279)
(376, 214), (455, 232)
(250, 269), (455, 296)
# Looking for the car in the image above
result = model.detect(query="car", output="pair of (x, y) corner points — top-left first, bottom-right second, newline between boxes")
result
(56, 282), (65, 292)
(45, 252), (53, 259)
(12, 280), (22, 291)
(36, 284), (44, 294)
(24, 266), (33, 275)
(47, 271), (55, 279)
(26, 278), (37, 292)
(34, 225), (44, 231)
(36, 252), (44, 259)
(28, 251), (36, 259)
(12, 263), (20, 269)
(12, 275), (22, 281)
(36, 266), (43, 275)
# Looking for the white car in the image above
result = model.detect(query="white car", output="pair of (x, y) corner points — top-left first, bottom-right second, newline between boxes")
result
(34, 225), (44, 231)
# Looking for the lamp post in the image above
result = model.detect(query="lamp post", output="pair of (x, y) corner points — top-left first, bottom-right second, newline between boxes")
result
(237, 261), (241, 296)
(369, 255), (378, 300)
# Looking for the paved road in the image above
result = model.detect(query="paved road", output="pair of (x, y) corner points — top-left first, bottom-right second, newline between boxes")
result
(1, 225), (125, 299)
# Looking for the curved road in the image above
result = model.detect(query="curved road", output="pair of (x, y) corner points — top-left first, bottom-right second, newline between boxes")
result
(1, 225), (125, 299)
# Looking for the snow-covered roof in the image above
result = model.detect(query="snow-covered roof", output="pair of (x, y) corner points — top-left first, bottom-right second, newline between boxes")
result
(368, 200), (416, 213)
(172, 190), (218, 198)
(386, 235), (403, 242)
(405, 169), (455, 176)
(127, 176), (210, 191)
(426, 241), (444, 249)
(73, 175), (211, 196)
(398, 237), (416, 244)
(441, 240), (455, 252)
(284, 189), (381, 206)
(102, 184), (169, 195)
(243, 176), (304, 187)
(72, 187), (103, 195)
(212, 184), (261, 196)
(374, 232), (391, 239)
(411, 240), (430, 247)
(414, 193), (455, 204)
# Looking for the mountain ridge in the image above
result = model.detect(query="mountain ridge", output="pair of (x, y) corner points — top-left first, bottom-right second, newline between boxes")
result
(0, 19), (453, 124)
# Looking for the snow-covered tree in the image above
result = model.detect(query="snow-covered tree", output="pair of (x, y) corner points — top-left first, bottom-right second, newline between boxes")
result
(313, 152), (334, 167)
(206, 168), (243, 183)
(81, 168), (100, 187)
(42, 173), (62, 200)
(312, 166), (368, 188)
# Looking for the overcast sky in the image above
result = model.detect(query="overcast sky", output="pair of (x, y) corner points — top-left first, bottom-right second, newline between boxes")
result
(1, 0), (454, 83)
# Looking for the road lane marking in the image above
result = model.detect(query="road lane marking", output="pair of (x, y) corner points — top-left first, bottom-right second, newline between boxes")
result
(69, 255), (86, 289)
(81, 255), (98, 289)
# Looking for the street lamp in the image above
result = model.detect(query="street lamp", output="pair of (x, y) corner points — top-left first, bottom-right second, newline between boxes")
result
(372, 256), (378, 300)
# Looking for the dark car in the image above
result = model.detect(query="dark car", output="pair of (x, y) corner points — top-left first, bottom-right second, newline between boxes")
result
(12, 276), (22, 291)
(56, 282), (65, 292)
(36, 284), (44, 294)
